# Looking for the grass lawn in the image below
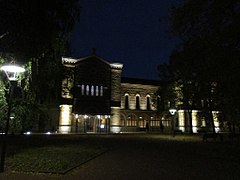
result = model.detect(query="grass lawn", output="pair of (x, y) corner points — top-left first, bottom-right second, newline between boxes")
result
(4, 135), (110, 174)
(2, 133), (239, 175)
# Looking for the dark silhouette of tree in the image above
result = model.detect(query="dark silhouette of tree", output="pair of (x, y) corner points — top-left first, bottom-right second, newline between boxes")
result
(0, 0), (80, 132)
(167, 0), (240, 133)
(0, 0), (80, 62)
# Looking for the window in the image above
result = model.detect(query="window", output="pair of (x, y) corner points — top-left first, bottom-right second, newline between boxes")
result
(81, 85), (84, 95)
(138, 116), (144, 128)
(100, 86), (103, 96)
(125, 94), (129, 109)
(127, 114), (136, 126)
(96, 86), (99, 96)
(167, 101), (171, 108)
(157, 96), (161, 109)
(136, 95), (140, 110)
(86, 85), (89, 95)
(146, 95), (151, 110)
(91, 85), (94, 96)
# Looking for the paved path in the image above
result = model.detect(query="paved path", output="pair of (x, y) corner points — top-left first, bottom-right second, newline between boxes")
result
(1, 135), (240, 180)
(67, 136), (240, 180)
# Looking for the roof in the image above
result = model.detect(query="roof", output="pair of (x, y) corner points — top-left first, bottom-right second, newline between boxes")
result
(121, 77), (165, 86)
(62, 55), (123, 69)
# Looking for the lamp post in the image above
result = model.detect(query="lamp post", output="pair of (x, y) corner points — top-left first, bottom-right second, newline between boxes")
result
(169, 108), (177, 134)
(0, 64), (25, 172)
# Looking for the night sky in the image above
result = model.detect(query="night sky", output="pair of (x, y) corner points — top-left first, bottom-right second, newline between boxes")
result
(70, 0), (180, 80)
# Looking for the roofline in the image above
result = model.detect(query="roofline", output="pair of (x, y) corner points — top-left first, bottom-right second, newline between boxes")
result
(62, 55), (123, 69)
(121, 77), (165, 86)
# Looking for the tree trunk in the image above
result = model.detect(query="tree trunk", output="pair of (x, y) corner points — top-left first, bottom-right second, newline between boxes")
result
(187, 109), (193, 134)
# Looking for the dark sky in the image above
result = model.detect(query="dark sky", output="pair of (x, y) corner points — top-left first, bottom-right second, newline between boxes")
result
(70, 0), (180, 80)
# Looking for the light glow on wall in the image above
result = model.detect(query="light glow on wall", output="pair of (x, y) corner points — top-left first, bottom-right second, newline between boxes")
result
(111, 126), (121, 133)
(59, 105), (72, 133)
(59, 105), (72, 126)
(59, 126), (71, 134)
(192, 127), (198, 133)
(192, 110), (198, 133)
(212, 111), (220, 127)
(178, 111), (184, 123)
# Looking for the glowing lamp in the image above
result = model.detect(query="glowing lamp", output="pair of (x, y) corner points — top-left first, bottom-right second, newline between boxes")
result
(1, 64), (25, 81)
(169, 108), (177, 115)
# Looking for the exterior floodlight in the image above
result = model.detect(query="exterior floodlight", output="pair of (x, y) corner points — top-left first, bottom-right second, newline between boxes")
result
(24, 131), (31, 135)
(169, 108), (177, 115)
(1, 65), (25, 81)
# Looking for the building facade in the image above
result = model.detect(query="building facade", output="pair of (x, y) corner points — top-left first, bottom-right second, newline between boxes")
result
(58, 54), (220, 134)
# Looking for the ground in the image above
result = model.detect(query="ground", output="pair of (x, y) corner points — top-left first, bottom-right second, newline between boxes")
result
(0, 133), (239, 180)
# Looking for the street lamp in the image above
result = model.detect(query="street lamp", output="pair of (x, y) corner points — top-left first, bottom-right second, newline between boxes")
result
(169, 108), (177, 116)
(0, 64), (25, 172)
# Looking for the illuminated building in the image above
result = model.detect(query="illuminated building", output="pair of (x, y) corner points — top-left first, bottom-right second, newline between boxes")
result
(58, 54), (221, 133)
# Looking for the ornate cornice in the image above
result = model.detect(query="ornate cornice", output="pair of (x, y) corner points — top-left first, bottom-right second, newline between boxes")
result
(110, 63), (123, 70)
(62, 57), (79, 64)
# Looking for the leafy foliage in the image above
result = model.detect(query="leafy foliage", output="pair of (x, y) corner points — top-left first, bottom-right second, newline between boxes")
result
(158, 0), (240, 132)
(0, 0), (80, 132)
(0, 0), (80, 62)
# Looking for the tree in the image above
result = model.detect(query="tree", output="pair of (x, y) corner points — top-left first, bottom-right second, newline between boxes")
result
(0, 58), (7, 132)
(167, 0), (240, 133)
(0, 0), (80, 62)
(0, 0), (80, 132)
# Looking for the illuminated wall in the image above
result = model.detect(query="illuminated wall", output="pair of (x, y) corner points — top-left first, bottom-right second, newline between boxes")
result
(212, 111), (220, 132)
(59, 105), (72, 134)
(110, 107), (121, 133)
(177, 110), (221, 133)
(121, 83), (158, 111)
(192, 110), (199, 133)
(110, 63), (123, 133)
(178, 110), (185, 132)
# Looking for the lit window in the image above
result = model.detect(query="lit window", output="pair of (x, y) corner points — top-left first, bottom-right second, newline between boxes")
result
(91, 85), (94, 96)
(201, 100), (204, 107)
(86, 85), (89, 95)
(167, 101), (171, 108)
(96, 86), (99, 96)
(100, 86), (103, 96)
(138, 116), (144, 128)
(81, 85), (84, 95)
(127, 114), (136, 126)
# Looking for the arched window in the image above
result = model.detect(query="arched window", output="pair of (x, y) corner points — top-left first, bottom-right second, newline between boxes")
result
(100, 86), (103, 96)
(91, 85), (94, 96)
(86, 85), (89, 95)
(146, 95), (151, 110)
(167, 101), (171, 108)
(81, 85), (84, 95)
(157, 95), (161, 109)
(127, 114), (136, 126)
(138, 116), (144, 128)
(136, 94), (140, 110)
(125, 94), (129, 109)
(96, 86), (99, 96)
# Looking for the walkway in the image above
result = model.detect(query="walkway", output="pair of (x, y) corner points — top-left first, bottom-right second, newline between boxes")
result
(1, 134), (240, 180)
